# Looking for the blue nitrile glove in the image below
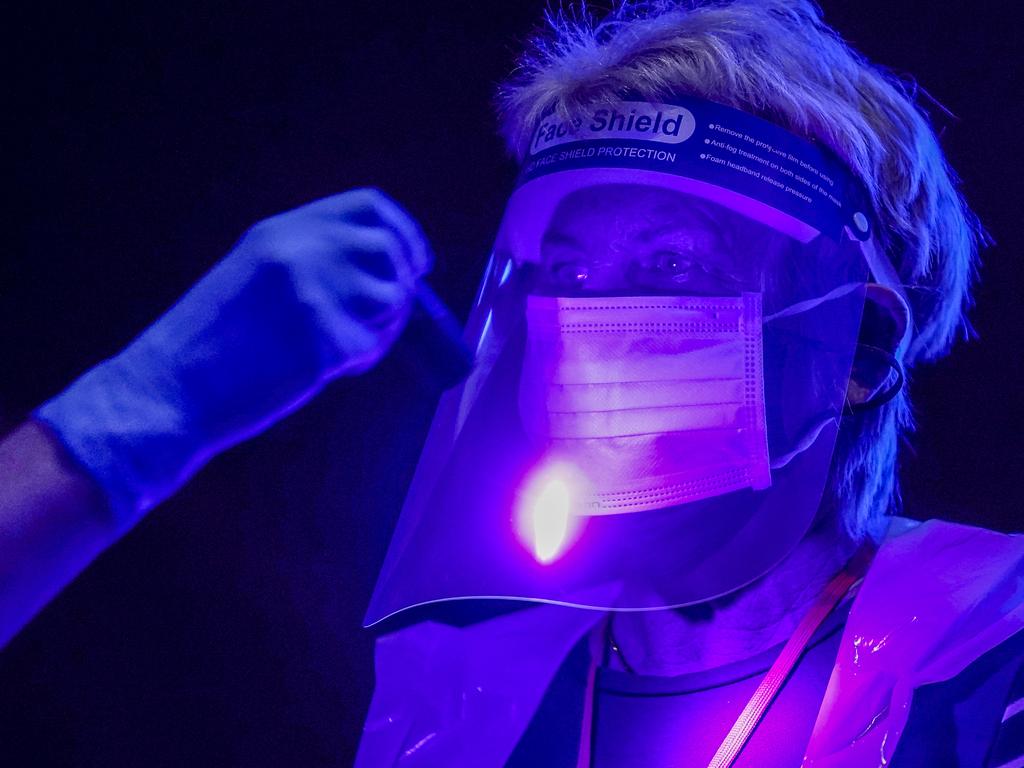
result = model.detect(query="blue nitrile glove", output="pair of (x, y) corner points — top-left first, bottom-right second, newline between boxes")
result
(36, 189), (432, 529)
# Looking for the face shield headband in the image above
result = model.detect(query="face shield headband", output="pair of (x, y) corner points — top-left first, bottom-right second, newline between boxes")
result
(364, 95), (909, 626)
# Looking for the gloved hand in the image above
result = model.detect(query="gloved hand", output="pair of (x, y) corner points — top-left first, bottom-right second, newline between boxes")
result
(36, 189), (432, 529)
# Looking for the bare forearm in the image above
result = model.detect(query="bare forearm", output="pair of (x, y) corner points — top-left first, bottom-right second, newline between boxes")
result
(0, 420), (118, 647)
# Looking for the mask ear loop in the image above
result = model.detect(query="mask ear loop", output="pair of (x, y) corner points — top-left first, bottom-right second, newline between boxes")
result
(853, 236), (911, 415)
(846, 343), (906, 414)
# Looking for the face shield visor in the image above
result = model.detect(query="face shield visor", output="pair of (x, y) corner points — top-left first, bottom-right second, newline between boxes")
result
(365, 96), (907, 626)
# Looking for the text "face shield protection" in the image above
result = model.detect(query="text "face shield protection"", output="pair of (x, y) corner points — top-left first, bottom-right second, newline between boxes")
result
(365, 96), (905, 625)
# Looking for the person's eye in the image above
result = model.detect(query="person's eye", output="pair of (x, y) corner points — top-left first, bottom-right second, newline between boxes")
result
(648, 251), (696, 277)
(551, 260), (591, 287)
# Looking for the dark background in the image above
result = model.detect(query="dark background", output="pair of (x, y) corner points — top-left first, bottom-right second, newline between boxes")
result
(2, 1), (1021, 765)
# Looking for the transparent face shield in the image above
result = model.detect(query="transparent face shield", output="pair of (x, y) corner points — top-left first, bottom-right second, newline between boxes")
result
(365, 99), (898, 625)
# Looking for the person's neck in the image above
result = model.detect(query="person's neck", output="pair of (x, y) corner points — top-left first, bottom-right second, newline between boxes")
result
(608, 514), (859, 677)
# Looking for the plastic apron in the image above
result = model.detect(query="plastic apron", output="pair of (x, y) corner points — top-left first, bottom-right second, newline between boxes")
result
(357, 518), (1024, 766)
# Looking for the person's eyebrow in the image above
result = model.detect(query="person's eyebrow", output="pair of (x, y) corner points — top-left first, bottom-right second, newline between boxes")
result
(540, 231), (587, 251)
(638, 220), (717, 242)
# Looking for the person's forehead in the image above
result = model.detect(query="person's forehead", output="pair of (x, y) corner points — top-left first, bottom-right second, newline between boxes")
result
(545, 184), (728, 238)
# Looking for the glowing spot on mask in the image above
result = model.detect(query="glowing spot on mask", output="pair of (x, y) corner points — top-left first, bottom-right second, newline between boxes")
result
(516, 462), (586, 564)
(531, 477), (571, 563)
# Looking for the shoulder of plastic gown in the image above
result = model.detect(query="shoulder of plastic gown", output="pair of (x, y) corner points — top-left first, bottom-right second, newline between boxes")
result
(803, 516), (1024, 767)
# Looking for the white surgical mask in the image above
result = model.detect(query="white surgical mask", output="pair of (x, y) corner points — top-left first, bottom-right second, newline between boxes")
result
(518, 284), (862, 515)
(518, 292), (770, 515)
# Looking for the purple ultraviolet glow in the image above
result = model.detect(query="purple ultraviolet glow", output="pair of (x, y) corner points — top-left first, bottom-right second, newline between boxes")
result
(515, 460), (588, 564)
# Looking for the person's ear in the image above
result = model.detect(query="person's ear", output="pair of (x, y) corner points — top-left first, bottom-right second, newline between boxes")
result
(846, 284), (910, 411)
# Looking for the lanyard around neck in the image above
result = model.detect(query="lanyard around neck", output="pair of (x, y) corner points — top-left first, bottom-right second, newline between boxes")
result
(581, 545), (874, 768)
(705, 545), (874, 768)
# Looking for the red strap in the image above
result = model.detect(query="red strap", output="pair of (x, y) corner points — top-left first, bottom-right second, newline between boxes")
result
(706, 546), (873, 768)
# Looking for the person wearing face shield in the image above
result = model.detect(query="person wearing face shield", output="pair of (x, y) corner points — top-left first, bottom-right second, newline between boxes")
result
(357, 2), (1023, 767)
(0, 1), (1018, 765)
